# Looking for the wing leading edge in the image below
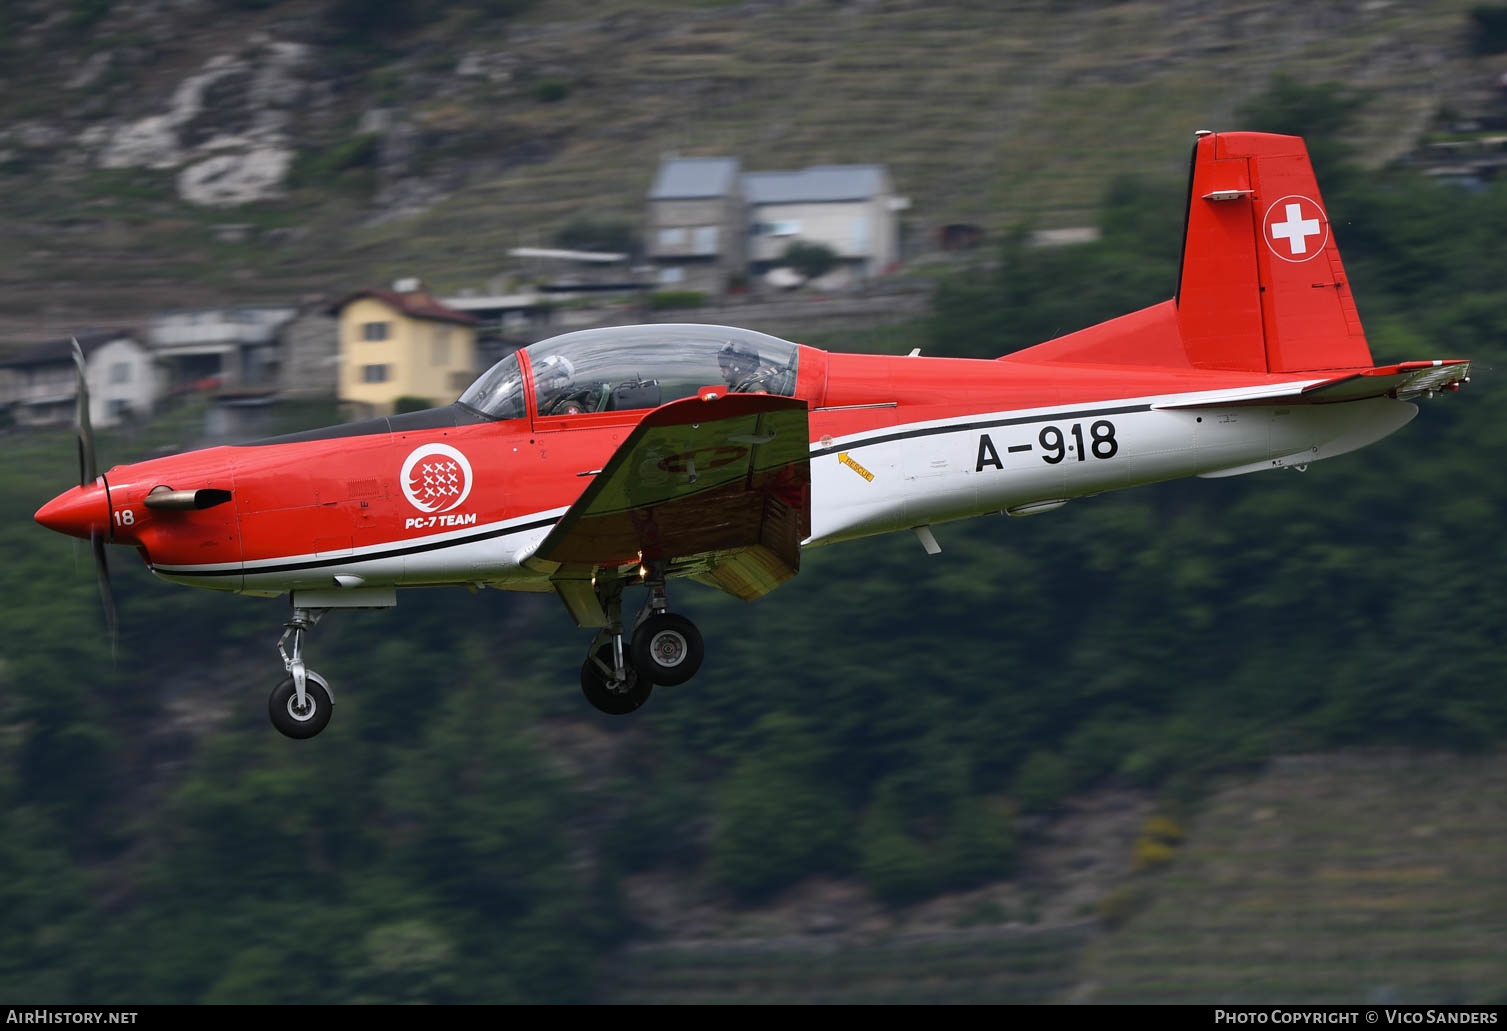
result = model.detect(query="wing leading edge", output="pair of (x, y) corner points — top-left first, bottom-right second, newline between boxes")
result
(521, 393), (811, 614)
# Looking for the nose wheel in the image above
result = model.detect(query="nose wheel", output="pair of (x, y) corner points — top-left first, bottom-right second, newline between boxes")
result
(271, 607), (334, 739)
(269, 672), (333, 739)
(580, 641), (653, 715)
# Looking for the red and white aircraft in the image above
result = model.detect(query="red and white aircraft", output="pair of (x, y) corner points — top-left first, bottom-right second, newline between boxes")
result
(36, 132), (1470, 737)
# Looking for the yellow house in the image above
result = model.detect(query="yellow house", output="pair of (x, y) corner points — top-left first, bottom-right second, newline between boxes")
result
(333, 286), (481, 414)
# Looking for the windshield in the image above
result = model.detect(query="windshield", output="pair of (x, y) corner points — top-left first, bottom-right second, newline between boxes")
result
(456, 351), (527, 419)
(526, 324), (799, 417)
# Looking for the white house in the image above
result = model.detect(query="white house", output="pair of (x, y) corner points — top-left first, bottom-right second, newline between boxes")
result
(742, 165), (906, 282)
(0, 330), (161, 428)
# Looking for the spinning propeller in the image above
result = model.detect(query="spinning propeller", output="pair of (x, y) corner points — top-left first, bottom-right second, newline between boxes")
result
(71, 338), (118, 658)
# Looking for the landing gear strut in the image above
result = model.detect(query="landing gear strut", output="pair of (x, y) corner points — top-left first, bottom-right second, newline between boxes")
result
(579, 573), (704, 715)
(271, 607), (333, 739)
(579, 580), (651, 715)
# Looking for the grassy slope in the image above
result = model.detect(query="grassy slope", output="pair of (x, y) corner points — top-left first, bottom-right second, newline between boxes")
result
(360, 0), (1479, 285)
(1084, 753), (1507, 1004)
(0, 0), (1489, 329)
(602, 753), (1507, 1004)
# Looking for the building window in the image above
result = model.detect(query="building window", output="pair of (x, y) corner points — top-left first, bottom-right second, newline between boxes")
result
(361, 364), (390, 383)
(449, 371), (471, 391)
(850, 216), (871, 253)
(361, 321), (391, 341)
(755, 220), (801, 237)
(694, 226), (719, 253)
(110, 362), (131, 384)
(658, 266), (685, 285)
(658, 227), (687, 247)
(431, 326), (451, 366)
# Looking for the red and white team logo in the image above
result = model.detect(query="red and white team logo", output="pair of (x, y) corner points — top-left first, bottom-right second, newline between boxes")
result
(1262, 194), (1329, 263)
(400, 443), (474, 513)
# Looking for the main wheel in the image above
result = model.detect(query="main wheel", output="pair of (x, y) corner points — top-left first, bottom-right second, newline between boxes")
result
(268, 675), (333, 739)
(631, 612), (704, 686)
(581, 644), (652, 715)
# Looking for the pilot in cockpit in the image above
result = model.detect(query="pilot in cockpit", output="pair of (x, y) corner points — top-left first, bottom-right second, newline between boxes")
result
(718, 342), (776, 393)
(536, 354), (596, 415)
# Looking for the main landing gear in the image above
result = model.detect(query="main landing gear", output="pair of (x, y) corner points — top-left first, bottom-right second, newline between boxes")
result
(270, 607), (333, 739)
(579, 577), (704, 716)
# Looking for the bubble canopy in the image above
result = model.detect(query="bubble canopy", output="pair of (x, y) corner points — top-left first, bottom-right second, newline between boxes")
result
(457, 325), (801, 420)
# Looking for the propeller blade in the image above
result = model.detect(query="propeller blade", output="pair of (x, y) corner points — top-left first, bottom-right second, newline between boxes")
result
(91, 531), (118, 661)
(72, 338), (97, 488)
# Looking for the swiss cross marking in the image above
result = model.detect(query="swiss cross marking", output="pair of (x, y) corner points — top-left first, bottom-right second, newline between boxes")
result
(1263, 195), (1328, 263)
(1270, 203), (1320, 255)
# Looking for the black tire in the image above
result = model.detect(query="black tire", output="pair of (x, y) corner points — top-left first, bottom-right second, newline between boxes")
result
(581, 644), (652, 715)
(631, 612), (704, 686)
(268, 676), (333, 739)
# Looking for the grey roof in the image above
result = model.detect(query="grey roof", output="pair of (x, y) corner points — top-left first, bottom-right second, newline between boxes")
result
(741, 165), (888, 205)
(0, 329), (134, 369)
(649, 157), (741, 200)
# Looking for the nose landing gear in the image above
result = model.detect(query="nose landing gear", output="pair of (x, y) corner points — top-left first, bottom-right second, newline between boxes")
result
(270, 607), (333, 739)
(579, 577), (704, 715)
(580, 636), (652, 715)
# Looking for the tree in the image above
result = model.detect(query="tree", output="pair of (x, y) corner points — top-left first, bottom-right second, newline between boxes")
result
(1235, 76), (1364, 185)
(554, 217), (639, 257)
(781, 240), (840, 281)
(708, 713), (853, 899)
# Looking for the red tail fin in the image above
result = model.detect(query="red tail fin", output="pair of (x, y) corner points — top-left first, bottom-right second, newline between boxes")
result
(1177, 131), (1373, 373)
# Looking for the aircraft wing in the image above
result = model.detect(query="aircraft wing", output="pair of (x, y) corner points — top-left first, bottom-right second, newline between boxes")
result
(1152, 360), (1470, 409)
(523, 393), (811, 607)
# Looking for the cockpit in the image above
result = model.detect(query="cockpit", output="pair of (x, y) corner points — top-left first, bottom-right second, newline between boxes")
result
(457, 324), (801, 420)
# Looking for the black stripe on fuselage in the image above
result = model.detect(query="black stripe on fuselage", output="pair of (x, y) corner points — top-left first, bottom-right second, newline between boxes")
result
(233, 403), (496, 447)
(154, 515), (560, 579)
(183, 401), (1156, 578)
(810, 402), (1154, 457)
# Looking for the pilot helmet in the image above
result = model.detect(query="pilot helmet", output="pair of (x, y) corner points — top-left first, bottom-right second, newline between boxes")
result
(718, 342), (760, 380)
(535, 353), (575, 390)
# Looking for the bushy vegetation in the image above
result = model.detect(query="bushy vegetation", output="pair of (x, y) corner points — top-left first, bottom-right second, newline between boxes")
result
(1469, 4), (1507, 53)
(1, 80), (1503, 1001)
(320, 0), (536, 51)
(532, 79), (571, 103)
(645, 290), (707, 310)
(289, 133), (380, 193)
(782, 240), (840, 281)
(393, 395), (433, 413)
(554, 216), (640, 256)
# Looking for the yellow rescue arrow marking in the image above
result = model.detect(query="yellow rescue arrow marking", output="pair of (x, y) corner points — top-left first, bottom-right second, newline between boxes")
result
(838, 451), (874, 482)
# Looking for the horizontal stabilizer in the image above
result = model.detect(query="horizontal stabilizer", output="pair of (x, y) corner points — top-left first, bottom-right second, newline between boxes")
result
(1153, 360), (1469, 410)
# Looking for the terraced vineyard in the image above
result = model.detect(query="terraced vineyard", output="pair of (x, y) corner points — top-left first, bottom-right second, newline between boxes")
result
(0, 0), (1495, 328)
(597, 754), (1507, 1004)
(603, 924), (1092, 1004)
(1081, 753), (1507, 1004)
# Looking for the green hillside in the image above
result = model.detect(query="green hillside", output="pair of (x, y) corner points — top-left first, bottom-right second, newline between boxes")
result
(1, 8), (1505, 1005)
(1083, 754), (1507, 1004)
(601, 755), (1507, 1004)
(0, 0), (1497, 327)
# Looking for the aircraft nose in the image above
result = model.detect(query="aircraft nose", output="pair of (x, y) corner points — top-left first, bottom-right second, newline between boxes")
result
(35, 482), (111, 540)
